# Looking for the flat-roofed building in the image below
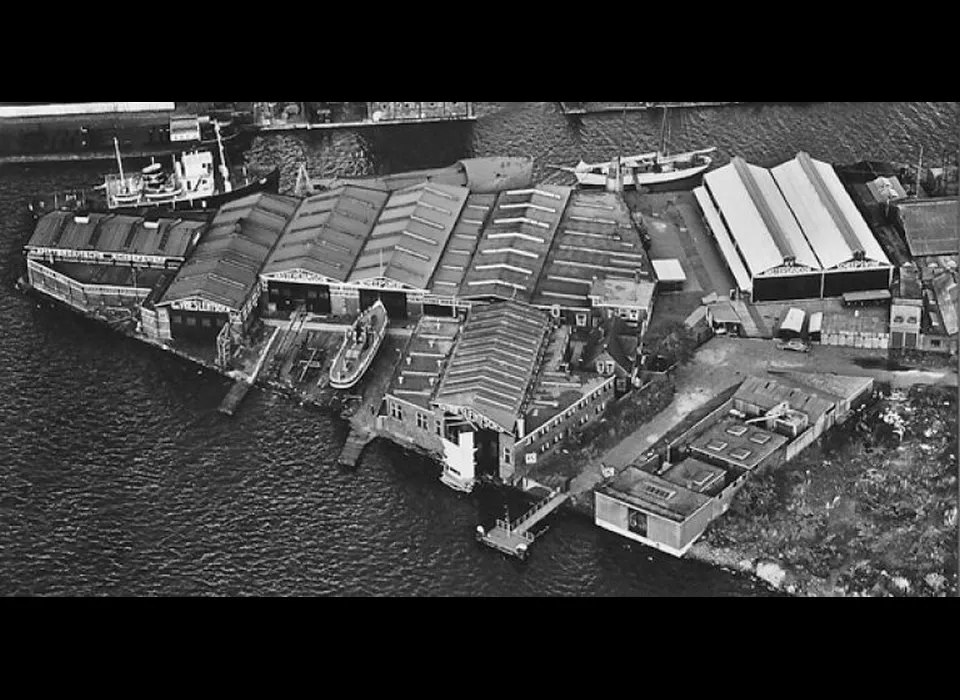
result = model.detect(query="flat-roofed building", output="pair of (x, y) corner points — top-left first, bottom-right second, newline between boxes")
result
(587, 277), (656, 332)
(660, 458), (727, 496)
(157, 193), (299, 341)
(688, 418), (788, 475)
(595, 467), (715, 557)
(24, 210), (206, 316)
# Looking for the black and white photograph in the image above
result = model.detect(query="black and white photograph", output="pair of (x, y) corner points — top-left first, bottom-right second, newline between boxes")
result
(0, 101), (957, 597)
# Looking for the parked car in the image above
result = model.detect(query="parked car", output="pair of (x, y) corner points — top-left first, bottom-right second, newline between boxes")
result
(779, 339), (811, 353)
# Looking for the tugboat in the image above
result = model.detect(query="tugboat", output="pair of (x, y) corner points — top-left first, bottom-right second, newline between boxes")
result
(28, 121), (280, 218)
(329, 300), (389, 390)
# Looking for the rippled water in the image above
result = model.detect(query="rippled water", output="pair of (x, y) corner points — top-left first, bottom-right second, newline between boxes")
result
(1, 102), (955, 596)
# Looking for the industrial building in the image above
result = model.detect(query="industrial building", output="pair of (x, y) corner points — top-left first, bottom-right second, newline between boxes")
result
(258, 182), (655, 330)
(695, 153), (893, 302)
(153, 193), (299, 341)
(596, 369), (876, 558)
(379, 300), (619, 493)
(24, 210), (206, 315)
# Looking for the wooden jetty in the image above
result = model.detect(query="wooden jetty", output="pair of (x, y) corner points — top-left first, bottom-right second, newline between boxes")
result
(338, 428), (374, 467)
(218, 379), (252, 416)
(477, 491), (570, 559)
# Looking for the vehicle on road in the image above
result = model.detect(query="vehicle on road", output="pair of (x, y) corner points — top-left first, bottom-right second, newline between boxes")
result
(778, 339), (811, 353)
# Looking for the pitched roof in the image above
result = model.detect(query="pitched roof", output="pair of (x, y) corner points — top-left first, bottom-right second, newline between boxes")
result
(460, 186), (571, 301)
(704, 157), (819, 276)
(898, 197), (959, 257)
(27, 210), (203, 259)
(694, 186), (753, 293)
(931, 271), (959, 336)
(261, 185), (388, 281)
(531, 190), (651, 309)
(386, 316), (461, 409)
(772, 153), (890, 269)
(764, 370), (874, 406)
(349, 183), (469, 290)
(734, 375), (834, 424)
(433, 301), (551, 432)
(160, 193), (298, 310)
(426, 193), (497, 295)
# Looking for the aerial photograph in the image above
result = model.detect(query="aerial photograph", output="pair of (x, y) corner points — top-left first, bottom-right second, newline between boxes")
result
(0, 101), (956, 597)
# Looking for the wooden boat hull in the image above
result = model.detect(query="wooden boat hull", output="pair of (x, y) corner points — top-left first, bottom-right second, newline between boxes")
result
(329, 301), (389, 390)
(575, 159), (712, 188)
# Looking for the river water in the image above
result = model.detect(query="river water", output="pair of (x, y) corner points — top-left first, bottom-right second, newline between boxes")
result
(0, 102), (955, 596)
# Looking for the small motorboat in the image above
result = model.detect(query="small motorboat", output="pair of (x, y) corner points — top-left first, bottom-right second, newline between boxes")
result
(329, 300), (389, 390)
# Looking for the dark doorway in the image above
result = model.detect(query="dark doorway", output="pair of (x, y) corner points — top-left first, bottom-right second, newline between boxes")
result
(360, 289), (407, 319)
(268, 281), (331, 314)
(474, 428), (501, 479)
(168, 310), (228, 341)
(423, 303), (458, 317)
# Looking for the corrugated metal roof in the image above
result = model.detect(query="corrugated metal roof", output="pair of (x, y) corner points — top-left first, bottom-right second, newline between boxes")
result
(349, 183), (469, 290)
(27, 211), (203, 259)
(765, 370), (873, 405)
(426, 193), (497, 294)
(693, 186), (752, 292)
(460, 186), (572, 302)
(386, 316), (461, 410)
(433, 301), (551, 432)
(160, 193), (298, 310)
(898, 197), (959, 257)
(262, 185), (389, 281)
(531, 191), (651, 309)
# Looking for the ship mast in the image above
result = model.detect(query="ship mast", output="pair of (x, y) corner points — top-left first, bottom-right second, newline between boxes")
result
(113, 137), (127, 192)
(215, 121), (232, 193)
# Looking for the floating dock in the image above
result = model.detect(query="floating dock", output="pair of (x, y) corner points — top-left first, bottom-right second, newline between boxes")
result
(477, 491), (570, 559)
(558, 102), (743, 116)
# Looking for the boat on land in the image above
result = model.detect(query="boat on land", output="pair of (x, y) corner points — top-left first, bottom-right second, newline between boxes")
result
(329, 301), (389, 390)
(28, 122), (279, 218)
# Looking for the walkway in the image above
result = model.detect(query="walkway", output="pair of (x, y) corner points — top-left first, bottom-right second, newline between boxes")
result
(478, 492), (570, 559)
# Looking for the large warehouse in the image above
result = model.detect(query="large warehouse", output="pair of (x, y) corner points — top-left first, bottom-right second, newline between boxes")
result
(696, 153), (893, 302)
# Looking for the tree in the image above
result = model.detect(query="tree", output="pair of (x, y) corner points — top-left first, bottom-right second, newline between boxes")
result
(644, 321), (697, 371)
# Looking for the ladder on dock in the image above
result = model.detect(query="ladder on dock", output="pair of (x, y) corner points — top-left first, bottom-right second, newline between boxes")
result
(477, 491), (570, 559)
(338, 428), (373, 468)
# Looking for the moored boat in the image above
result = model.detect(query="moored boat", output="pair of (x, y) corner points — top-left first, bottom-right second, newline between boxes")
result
(554, 148), (716, 188)
(28, 122), (279, 218)
(329, 300), (389, 390)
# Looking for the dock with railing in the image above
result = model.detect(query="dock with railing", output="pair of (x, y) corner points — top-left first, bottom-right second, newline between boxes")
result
(477, 491), (570, 559)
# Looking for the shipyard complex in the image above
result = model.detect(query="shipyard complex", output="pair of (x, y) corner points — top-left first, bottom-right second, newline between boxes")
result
(11, 101), (959, 568)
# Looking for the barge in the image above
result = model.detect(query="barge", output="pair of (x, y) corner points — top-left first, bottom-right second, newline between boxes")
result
(249, 102), (476, 133)
(0, 102), (250, 164)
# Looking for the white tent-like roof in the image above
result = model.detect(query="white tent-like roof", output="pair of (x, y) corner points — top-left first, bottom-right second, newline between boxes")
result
(772, 153), (890, 269)
(703, 158), (819, 277)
